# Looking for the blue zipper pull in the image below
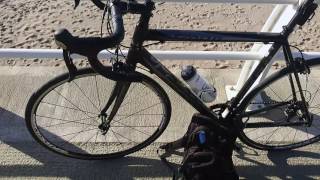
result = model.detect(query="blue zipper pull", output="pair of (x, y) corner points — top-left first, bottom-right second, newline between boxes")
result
(198, 130), (206, 145)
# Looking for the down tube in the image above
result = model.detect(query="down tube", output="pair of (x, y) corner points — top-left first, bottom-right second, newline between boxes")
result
(140, 48), (219, 120)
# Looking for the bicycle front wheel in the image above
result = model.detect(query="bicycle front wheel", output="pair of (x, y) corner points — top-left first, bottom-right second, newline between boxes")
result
(25, 67), (171, 159)
(239, 58), (320, 150)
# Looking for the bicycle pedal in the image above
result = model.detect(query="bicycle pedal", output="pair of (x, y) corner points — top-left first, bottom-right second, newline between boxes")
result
(234, 142), (242, 153)
(157, 147), (171, 158)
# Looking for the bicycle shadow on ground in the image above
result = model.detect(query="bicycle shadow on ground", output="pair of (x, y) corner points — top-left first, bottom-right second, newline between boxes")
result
(247, 91), (320, 137)
(1, 107), (320, 179)
(235, 145), (320, 179)
(0, 107), (172, 179)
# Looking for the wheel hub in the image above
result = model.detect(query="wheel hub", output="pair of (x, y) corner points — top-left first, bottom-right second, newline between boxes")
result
(98, 113), (110, 135)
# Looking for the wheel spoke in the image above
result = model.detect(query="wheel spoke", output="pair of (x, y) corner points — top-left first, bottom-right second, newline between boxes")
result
(121, 83), (137, 105)
(242, 66), (320, 150)
(41, 101), (99, 115)
(264, 127), (281, 145)
(253, 127), (279, 140)
(28, 70), (169, 158)
(52, 89), (94, 119)
(59, 125), (93, 149)
(58, 127), (100, 138)
(110, 127), (137, 144)
(116, 102), (161, 123)
(36, 115), (98, 127)
(310, 85), (320, 106)
(82, 129), (100, 151)
(111, 120), (151, 137)
(116, 113), (164, 116)
(119, 85), (150, 110)
(72, 81), (100, 112)
(267, 86), (284, 102)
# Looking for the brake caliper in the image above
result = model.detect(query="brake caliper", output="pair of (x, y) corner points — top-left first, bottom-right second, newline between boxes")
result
(294, 57), (310, 75)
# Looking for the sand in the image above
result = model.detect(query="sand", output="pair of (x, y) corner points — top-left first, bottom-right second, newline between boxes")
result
(1, 0), (320, 68)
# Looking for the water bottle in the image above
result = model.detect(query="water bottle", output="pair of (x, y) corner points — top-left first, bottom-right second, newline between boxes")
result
(181, 65), (217, 103)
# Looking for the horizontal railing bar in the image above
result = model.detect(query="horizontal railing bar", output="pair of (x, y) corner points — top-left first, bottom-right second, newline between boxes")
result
(1, 48), (319, 61)
(140, 50), (261, 60)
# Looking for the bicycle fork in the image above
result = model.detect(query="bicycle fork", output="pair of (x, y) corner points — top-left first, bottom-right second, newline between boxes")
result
(98, 81), (131, 135)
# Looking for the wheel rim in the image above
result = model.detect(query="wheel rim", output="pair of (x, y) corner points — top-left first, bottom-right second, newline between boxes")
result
(30, 70), (169, 158)
(241, 66), (320, 150)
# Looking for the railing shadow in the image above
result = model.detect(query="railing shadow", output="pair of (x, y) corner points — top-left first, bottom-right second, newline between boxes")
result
(1, 107), (320, 179)
(247, 91), (320, 136)
(235, 145), (320, 179)
(0, 107), (172, 179)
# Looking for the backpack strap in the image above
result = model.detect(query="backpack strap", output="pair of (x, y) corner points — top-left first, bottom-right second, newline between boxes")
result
(157, 152), (178, 180)
(157, 136), (187, 180)
(158, 136), (186, 157)
(180, 151), (215, 170)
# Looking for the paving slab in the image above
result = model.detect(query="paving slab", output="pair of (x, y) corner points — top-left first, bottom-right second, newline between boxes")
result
(0, 66), (319, 179)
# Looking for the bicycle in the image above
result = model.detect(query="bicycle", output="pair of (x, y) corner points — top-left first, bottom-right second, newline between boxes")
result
(25, 0), (320, 160)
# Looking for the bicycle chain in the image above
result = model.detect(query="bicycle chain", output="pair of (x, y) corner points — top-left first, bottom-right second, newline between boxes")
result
(249, 101), (291, 105)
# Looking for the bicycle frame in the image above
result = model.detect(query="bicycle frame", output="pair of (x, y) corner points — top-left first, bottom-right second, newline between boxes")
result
(105, 0), (316, 132)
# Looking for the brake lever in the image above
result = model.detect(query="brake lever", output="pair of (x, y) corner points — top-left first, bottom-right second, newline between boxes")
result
(74, 0), (80, 9)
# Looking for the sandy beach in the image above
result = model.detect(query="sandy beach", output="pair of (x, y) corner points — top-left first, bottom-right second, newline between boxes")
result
(1, 0), (320, 68)
(1, 2), (320, 179)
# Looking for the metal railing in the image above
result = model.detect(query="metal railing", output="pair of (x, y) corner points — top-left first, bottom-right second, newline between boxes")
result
(1, 48), (319, 60)
(1, 0), (319, 99)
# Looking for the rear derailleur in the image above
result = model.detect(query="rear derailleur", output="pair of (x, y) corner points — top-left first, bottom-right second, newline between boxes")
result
(284, 101), (313, 126)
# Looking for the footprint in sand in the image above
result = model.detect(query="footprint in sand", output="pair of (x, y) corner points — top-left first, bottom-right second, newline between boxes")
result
(26, 34), (37, 40)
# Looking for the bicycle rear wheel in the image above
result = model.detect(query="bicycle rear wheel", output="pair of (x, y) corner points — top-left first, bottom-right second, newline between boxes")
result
(239, 58), (320, 150)
(25, 67), (171, 159)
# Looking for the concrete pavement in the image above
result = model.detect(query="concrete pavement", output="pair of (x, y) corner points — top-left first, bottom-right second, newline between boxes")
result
(0, 66), (319, 179)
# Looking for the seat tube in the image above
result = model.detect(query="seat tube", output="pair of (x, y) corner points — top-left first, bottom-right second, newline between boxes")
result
(283, 43), (298, 101)
(283, 42), (311, 122)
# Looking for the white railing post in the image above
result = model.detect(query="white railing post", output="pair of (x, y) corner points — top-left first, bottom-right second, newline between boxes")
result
(225, 3), (300, 100)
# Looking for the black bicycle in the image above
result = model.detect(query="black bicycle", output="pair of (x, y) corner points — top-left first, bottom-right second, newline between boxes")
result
(25, 0), (320, 159)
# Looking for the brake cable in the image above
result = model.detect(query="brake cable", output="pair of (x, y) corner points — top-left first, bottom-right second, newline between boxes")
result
(289, 45), (310, 75)
(100, 1), (121, 66)
(100, 1), (110, 37)
(99, 0), (161, 74)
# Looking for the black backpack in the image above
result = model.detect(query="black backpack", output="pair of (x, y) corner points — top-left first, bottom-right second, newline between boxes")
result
(159, 113), (239, 180)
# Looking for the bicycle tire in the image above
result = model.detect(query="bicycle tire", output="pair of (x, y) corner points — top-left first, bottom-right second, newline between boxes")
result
(25, 67), (171, 159)
(238, 58), (320, 150)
